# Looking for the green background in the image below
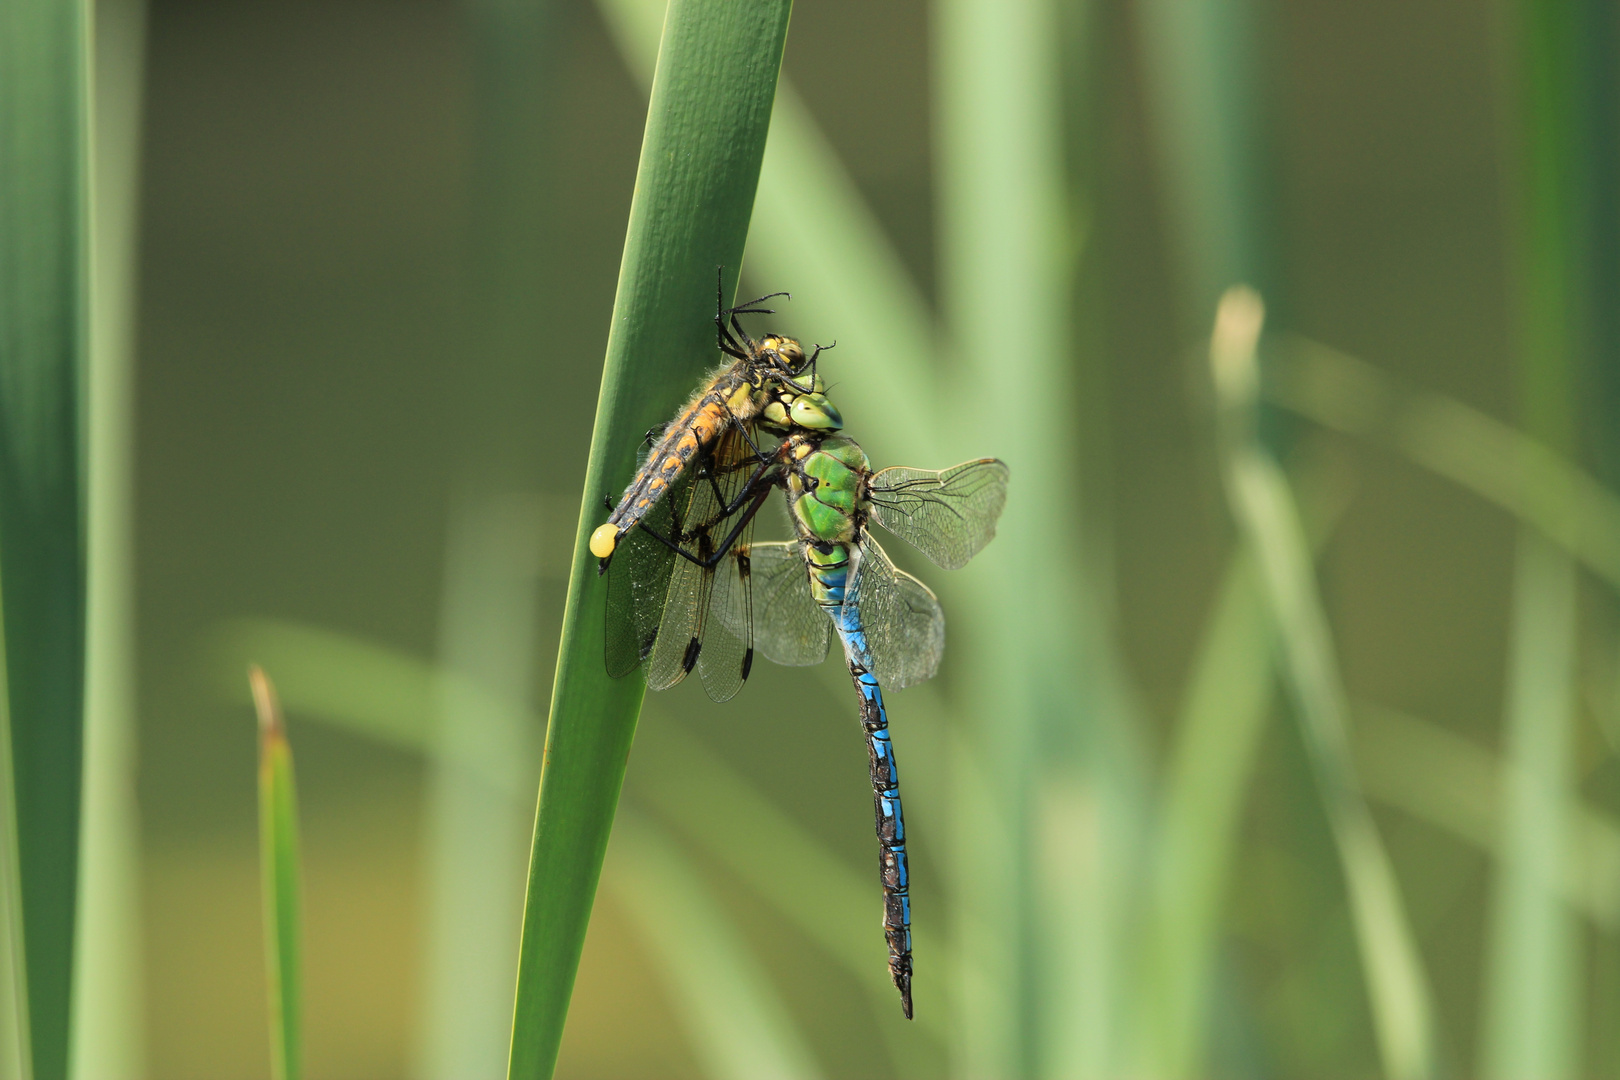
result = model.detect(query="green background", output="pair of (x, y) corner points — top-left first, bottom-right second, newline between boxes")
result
(121, 0), (1609, 1076)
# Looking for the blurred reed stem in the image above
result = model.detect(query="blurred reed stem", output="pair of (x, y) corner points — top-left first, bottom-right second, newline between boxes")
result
(250, 668), (302, 1080)
(936, 0), (1146, 1075)
(1211, 290), (1436, 1080)
(0, 0), (91, 1074)
(73, 0), (148, 1074)
(419, 496), (545, 1080)
(508, 3), (792, 1075)
(1142, 552), (1272, 1079)
(1133, 0), (1270, 318)
(1481, 1), (1591, 1076)
(1130, 4), (1285, 1073)
(416, 0), (558, 1069)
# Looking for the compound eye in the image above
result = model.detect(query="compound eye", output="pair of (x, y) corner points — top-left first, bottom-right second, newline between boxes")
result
(790, 393), (844, 430)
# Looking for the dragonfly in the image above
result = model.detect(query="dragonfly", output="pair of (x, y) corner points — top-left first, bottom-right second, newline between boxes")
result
(605, 385), (1007, 1015)
(600, 375), (845, 702)
(739, 430), (1009, 1019)
(589, 275), (836, 566)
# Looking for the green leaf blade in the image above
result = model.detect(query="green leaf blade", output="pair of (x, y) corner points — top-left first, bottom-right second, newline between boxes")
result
(507, 3), (793, 1077)
(0, 0), (90, 1074)
(250, 667), (302, 1080)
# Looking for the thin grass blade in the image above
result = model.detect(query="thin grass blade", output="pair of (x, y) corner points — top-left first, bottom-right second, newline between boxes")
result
(1210, 289), (1436, 1080)
(508, 3), (793, 1074)
(1141, 552), (1272, 1079)
(419, 497), (546, 1080)
(0, 0), (91, 1073)
(1478, 2), (1589, 1072)
(935, 0), (1146, 1074)
(606, 811), (825, 1080)
(0, 582), (31, 1079)
(1133, 0), (1267, 316)
(72, 0), (148, 1072)
(249, 666), (302, 1080)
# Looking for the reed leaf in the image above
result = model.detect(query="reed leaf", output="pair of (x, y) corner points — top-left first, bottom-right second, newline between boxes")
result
(1210, 289), (1436, 1080)
(1479, 3), (1589, 1073)
(72, 0), (147, 1072)
(249, 667), (302, 1080)
(508, 4), (792, 1072)
(0, 0), (90, 1074)
(1142, 552), (1272, 1079)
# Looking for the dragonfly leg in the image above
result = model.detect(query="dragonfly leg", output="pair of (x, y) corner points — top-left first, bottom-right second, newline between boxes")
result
(718, 399), (771, 463)
(634, 481), (775, 570)
(715, 267), (751, 360)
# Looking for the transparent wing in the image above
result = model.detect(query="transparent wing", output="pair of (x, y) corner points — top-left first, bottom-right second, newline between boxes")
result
(604, 461), (688, 680)
(867, 458), (1009, 570)
(743, 541), (832, 667)
(846, 535), (944, 689)
(644, 427), (764, 702)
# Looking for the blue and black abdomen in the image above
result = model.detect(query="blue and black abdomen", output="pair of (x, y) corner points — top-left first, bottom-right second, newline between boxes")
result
(808, 544), (914, 1018)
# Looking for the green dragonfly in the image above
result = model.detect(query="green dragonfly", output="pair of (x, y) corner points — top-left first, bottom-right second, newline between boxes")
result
(743, 429), (1007, 1018)
(604, 386), (1008, 1017)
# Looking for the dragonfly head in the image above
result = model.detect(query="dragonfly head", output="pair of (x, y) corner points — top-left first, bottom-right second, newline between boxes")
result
(761, 388), (843, 434)
(758, 334), (806, 373)
(791, 392), (843, 430)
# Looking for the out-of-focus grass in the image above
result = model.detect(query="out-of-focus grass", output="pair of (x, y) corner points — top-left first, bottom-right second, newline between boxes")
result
(936, 0), (1135, 1073)
(1211, 289), (1436, 1080)
(0, 0), (90, 1075)
(605, 811), (825, 1080)
(1482, 2), (1588, 1075)
(417, 0), (559, 1065)
(250, 667), (303, 1080)
(1142, 552), (1272, 1079)
(116, 1), (1620, 1076)
(419, 496), (546, 1080)
(74, 0), (147, 1074)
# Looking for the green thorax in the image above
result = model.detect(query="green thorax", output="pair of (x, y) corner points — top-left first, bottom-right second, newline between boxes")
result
(786, 433), (870, 545)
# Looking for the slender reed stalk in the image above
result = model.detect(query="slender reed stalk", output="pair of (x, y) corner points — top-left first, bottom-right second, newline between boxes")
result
(0, 0), (91, 1074)
(250, 667), (302, 1080)
(73, 0), (148, 1073)
(936, 0), (1145, 1076)
(1481, 1), (1590, 1075)
(507, 4), (793, 1075)
(1211, 289), (1436, 1080)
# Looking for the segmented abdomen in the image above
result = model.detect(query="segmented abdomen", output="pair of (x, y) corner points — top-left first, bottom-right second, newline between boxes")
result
(808, 549), (914, 1019)
(606, 389), (737, 539)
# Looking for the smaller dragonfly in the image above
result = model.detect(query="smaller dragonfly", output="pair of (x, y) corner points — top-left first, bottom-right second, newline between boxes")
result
(739, 429), (1008, 1019)
(589, 274), (835, 566)
(600, 378), (844, 702)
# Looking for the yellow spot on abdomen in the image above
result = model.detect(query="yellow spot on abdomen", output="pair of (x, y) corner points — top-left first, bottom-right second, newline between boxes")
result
(590, 523), (619, 558)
